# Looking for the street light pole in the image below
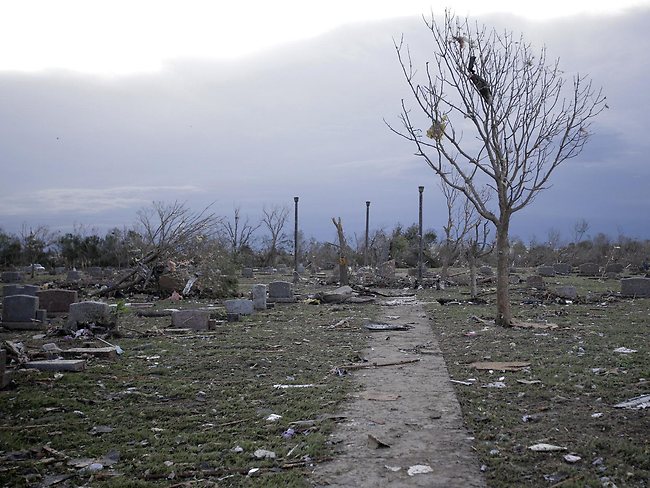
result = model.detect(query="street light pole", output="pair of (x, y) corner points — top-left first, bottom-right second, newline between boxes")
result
(418, 186), (424, 283)
(364, 201), (370, 267)
(293, 196), (299, 283)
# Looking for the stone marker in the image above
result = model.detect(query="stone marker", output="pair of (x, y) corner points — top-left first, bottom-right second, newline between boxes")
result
(24, 360), (87, 372)
(526, 275), (545, 289)
(605, 263), (624, 274)
(86, 266), (104, 278)
(537, 266), (556, 277)
(578, 263), (600, 276)
(66, 270), (82, 282)
(252, 284), (267, 310)
(508, 274), (521, 284)
(241, 267), (254, 278)
(268, 281), (294, 302)
(224, 299), (254, 316)
(479, 266), (494, 276)
(553, 263), (572, 275)
(3, 284), (39, 297)
(321, 285), (355, 303)
(620, 277), (650, 298)
(37, 289), (78, 314)
(2, 294), (39, 322)
(1, 271), (23, 283)
(67, 301), (111, 328)
(171, 309), (210, 330)
(555, 285), (578, 300)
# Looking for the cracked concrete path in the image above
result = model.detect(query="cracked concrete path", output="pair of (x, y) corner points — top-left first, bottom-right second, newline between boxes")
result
(310, 297), (486, 487)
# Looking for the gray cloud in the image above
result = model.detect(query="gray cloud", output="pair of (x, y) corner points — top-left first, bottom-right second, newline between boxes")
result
(1, 10), (648, 242)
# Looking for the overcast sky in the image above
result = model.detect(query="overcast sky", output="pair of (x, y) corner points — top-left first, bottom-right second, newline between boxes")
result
(1, 0), (649, 245)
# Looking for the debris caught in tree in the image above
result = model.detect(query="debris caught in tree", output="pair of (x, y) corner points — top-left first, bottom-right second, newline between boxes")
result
(426, 115), (447, 140)
(468, 55), (492, 103)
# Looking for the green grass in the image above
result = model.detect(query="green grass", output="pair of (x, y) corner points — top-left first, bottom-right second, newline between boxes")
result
(420, 270), (650, 487)
(0, 294), (370, 487)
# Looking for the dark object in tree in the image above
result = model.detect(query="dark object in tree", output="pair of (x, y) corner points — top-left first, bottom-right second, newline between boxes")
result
(468, 55), (492, 103)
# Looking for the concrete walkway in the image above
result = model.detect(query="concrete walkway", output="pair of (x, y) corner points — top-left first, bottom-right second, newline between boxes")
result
(311, 298), (486, 487)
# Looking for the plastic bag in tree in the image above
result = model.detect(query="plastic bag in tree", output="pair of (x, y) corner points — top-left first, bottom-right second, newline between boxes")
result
(426, 115), (447, 141)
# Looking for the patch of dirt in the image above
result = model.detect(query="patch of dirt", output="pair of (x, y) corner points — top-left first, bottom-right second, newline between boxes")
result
(311, 297), (486, 487)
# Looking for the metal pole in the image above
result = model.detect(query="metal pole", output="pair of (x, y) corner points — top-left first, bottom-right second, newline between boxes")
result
(293, 196), (299, 278)
(364, 201), (370, 267)
(418, 186), (424, 282)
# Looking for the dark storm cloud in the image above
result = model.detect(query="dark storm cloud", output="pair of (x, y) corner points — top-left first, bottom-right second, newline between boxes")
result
(0, 9), (648, 242)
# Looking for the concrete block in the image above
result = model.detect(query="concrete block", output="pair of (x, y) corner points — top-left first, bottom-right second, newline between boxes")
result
(224, 299), (254, 316)
(67, 301), (111, 328)
(1, 271), (23, 283)
(61, 347), (118, 360)
(171, 309), (210, 330)
(268, 281), (293, 300)
(578, 263), (600, 276)
(24, 360), (87, 372)
(537, 266), (556, 277)
(526, 275), (545, 289)
(242, 267), (254, 278)
(252, 284), (267, 311)
(2, 294), (38, 322)
(3, 284), (39, 297)
(37, 289), (78, 313)
(621, 277), (650, 297)
(66, 270), (83, 281)
(553, 263), (572, 275)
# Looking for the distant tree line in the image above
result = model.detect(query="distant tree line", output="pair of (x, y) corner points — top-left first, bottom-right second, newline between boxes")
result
(1, 204), (648, 274)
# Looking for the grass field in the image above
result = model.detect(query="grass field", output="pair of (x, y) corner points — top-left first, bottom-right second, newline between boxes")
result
(1, 270), (648, 487)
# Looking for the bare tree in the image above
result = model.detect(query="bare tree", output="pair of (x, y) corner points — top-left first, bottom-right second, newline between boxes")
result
(573, 218), (590, 243)
(91, 201), (220, 296)
(219, 206), (261, 258)
(260, 205), (290, 266)
(438, 175), (475, 280)
(20, 224), (56, 277)
(332, 217), (350, 285)
(389, 12), (606, 325)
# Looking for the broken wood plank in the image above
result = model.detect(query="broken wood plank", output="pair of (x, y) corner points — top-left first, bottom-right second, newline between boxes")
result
(24, 360), (87, 372)
(469, 361), (530, 371)
(338, 358), (421, 371)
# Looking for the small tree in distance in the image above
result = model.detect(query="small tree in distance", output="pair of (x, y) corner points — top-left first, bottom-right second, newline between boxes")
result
(389, 11), (606, 325)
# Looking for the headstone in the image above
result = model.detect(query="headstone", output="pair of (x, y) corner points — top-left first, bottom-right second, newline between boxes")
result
(55, 267), (66, 275)
(297, 263), (306, 274)
(3, 284), (39, 297)
(171, 309), (210, 330)
(526, 275), (545, 289)
(537, 266), (556, 277)
(553, 263), (572, 275)
(252, 284), (267, 310)
(268, 281), (294, 301)
(224, 299), (254, 315)
(66, 270), (82, 282)
(2, 294), (39, 322)
(605, 263), (624, 274)
(35, 309), (47, 323)
(508, 274), (521, 285)
(86, 267), (103, 278)
(377, 260), (396, 279)
(620, 277), (650, 298)
(67, 301), (111, 328)
(37, 289), (78, 314)
(1, 271), (23, 283)
(479, 266), (493, 276)
(578, 263), (600, 276)
(241, 268), (254, 279)
(555, 285), (578, 300)
(24, 360), (87, 372)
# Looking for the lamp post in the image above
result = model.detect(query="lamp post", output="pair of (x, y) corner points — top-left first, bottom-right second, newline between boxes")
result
(293, 196), (299, 283)
(418, 186), (424, 282)
(364, 201), (370, 266)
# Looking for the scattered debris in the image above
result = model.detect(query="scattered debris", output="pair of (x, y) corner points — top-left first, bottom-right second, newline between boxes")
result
(407, 464), (434, 476)
(450, 379), (475, 386)
(253, 449), (276, 459)
(613, 347), (637, 354)
(470, 361), (530, 371)
(613, 394), (650, 410)
(483, 381), (506, 389)
(513, 321), (558, 330)
(385, 465), (402, 472)
(367, 434), (391, 449)
(364, 323), (412, 331)
(273, 383), (315, 389)
(528, 443), (567, 452)
(334, 358), (420, 372)
(89, 425), (114, 436)
(517, 379), (542, 385)
(564, 454), (582, 463)
(265, 414), (282, 422)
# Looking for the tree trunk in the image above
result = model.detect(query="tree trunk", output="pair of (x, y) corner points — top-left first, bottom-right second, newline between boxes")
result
(495, 220), (512, 326)
(332, 217), (349, 286)
(468, 252), (478, 299)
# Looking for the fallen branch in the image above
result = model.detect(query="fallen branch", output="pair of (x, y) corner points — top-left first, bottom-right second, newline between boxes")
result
(336, 358), (420, 371)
